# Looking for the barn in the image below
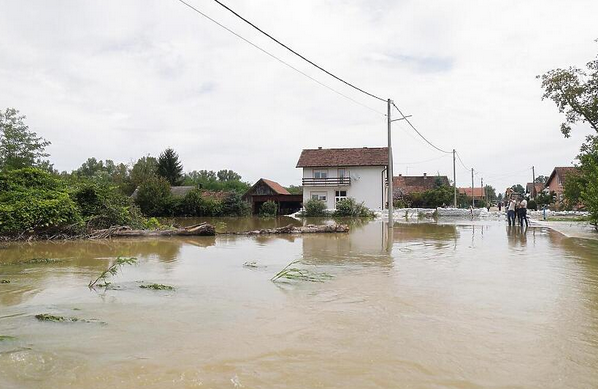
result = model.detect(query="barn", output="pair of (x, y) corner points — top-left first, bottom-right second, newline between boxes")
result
(242, 178), (303, 215)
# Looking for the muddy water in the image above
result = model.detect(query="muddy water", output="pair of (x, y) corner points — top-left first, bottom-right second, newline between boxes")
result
(1, 219), (598, 389)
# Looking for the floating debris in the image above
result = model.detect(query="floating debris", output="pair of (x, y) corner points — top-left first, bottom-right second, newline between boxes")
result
(233, 224), (349, 235)
(21, 258), (64, 264)
(271, 260), (333, 283)
(35, 313), (104, 324)
(88, 256), (137, 289)
(0, 335), (17, 341)
(0, 279), (10, 284)
(243, 261), (258, 268)
(139, 283), (175, 291)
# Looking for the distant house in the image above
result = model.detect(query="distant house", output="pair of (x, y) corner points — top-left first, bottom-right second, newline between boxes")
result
(393, 173), (450, 198)
(242, 178), (303, 215)
(545, 167), (578, 200)
(458, 187), (485, 206)
(525, 182), (545, 198)
(296, 147), (389, 210)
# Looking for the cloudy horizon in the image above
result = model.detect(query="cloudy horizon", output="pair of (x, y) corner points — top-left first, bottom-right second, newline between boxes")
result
(1, 0), (597, 191)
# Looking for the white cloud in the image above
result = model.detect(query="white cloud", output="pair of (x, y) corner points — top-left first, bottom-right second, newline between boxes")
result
(1, 0), (596, 190)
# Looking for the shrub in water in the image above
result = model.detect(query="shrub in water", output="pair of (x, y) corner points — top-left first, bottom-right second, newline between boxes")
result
(333, 198), (375, 217)
(303, 199), (328, 217)
(135, 176), (172, 217)
(259, 200), (278, 217)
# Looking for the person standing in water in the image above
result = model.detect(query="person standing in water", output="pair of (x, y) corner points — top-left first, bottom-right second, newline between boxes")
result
(519, 198), (528, 227)
(507, 198), (516, 226)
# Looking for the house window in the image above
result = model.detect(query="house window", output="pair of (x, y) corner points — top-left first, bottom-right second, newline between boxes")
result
(337, 168), (348, 178)
(313, 169), (328, 179)
(311, 191), (327, 201)
(335, 190), (347, 203)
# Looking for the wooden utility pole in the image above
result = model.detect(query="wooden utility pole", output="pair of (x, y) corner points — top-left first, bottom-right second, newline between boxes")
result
(453, 149), (457, 207)
(471, 168), (474, 207)
(532, 166), (536, 200)
(387, 99), (393, 228)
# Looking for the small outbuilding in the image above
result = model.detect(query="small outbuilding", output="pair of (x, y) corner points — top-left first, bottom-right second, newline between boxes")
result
(242, 178), (303, 215)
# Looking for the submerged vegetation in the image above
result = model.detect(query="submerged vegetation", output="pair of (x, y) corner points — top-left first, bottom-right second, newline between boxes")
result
(0, 335), (17, 341)
(35, 314), (101, 324)
(1, 279), (10, 283)
(139, 283), (175, 291)
(333, 198), (375, 217)
(88, 256), (137, 289)
(20, 257), (64, 264)
(271, 260), (333, 283)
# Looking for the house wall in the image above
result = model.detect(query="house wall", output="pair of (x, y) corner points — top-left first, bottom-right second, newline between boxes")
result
(547, 176), (563, 196)
(302, 166), (387, 210)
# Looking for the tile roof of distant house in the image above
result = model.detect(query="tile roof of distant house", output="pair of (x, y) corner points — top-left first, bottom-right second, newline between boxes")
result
(296, 147), (389, 168)
(393, 174), (450, 195)
(546, 166), (578, 187)
(458, 187), (485, 197)
(169, 186), (196, 198)
(260, 178), (290, 195)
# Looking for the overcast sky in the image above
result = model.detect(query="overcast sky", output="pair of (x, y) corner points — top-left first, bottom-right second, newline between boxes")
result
(1, 0), (597, 191)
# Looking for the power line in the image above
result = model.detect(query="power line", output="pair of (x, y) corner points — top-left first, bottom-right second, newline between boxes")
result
(391, 102), (452, 154)
(395, 154), (449, 165)
(209, 0), (387, 102)
(175, 0), (385, 116)
(455, 150), (470, 171)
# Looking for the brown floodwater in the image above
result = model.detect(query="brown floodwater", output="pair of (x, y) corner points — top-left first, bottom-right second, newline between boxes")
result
(1, 218), (598, 389)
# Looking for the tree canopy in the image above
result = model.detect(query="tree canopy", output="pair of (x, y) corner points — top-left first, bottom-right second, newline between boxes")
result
(0, 108), (51, 171)
(157, 148), (183, 186)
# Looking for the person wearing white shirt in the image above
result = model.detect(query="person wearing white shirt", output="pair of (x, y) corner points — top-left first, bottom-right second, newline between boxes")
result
(519, 199), (528, 227)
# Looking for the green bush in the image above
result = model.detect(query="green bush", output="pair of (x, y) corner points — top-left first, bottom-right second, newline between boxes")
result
(527, 199), (538, 211)
(135, 176), (172, 217)
(333, 198), (375, 217)
(0, 168), (81, 234)
(71, 181), (144, 229)
(220, 192), (250, 216)
(303, 199), (328, 217)
(259, 200), (278, 217)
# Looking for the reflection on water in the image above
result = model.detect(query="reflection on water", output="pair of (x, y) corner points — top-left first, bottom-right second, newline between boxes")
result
(1, 218), (598, 389)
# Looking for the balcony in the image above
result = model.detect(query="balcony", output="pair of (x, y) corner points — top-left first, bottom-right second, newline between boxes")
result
(302, 177), (351, 187)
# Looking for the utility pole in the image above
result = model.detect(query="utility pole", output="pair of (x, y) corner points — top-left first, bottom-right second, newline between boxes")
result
(481, 177), (484, 204)
(471, 168), (474, 208)
(387, 98), (393, 228)
(532, 166), (536, 200)
(453, 149), (457, 208)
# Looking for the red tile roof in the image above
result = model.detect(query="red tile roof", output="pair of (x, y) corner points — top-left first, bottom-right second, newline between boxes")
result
(458, 187), (485, 197)
(261, 178), (290, 195)
(393, 175), (450, 195)
(296, 147), (389, 168)
(546, 167), (578, 187)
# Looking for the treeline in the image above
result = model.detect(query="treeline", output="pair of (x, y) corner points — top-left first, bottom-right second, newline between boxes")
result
(0, 107), (250, 236)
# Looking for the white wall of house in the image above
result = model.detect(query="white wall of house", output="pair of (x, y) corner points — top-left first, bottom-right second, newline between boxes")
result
(302, 166), (387, 210)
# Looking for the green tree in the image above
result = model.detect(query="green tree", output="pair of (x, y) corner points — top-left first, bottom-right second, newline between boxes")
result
(511, 184), (525, 194)
(135, 176), (172, 217)
(259, 200), (278, 217)
(0, 108), (51, 171)
(535, 175), (548, 184)
(131, 155), (158, 187)
(157, 148), (183, 186)
(484, 185), (497, 201)
(217, 169), (241, 181)
(537, 41), (598, 139)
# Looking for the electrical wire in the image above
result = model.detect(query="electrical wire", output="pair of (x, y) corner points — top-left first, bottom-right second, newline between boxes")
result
(395, 154), (449, 165)
(455, 150), (470, 171)
(391, 102), (452, 154)
(209, 0), (387, 102)
(175, 0), (386, 116)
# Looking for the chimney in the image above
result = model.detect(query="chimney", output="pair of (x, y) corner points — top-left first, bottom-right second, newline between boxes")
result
(318, 146), (322, 150)
(423, 172), (427, 179)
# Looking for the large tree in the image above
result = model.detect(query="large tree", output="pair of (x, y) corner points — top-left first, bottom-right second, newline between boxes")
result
(131, 155), (158, 187)
(157, 148), (183, 186)
(539, 40), (598, 227)
(0, 108), (51, 171)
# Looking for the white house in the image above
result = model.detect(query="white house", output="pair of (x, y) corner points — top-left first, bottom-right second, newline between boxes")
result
(296, 147), (389, 210)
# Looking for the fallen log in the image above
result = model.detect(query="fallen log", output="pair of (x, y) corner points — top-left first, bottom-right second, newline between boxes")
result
(232, 224), (349, 235)
(90, 223), (216, 239)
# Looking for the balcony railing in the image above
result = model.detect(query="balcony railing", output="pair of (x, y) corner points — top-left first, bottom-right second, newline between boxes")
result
(302, 177), (351, 187)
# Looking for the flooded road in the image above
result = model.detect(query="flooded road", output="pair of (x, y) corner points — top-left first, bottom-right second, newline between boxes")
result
(1, 219), (598, 389)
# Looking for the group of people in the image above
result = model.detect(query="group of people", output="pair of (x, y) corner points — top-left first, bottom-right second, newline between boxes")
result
(503, 197), (528, 227)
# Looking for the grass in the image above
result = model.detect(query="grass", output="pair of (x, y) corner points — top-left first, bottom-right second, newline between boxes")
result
(35, 313), (104, 324)
(139, 283), (175, 291)
(0, 335), (17, 341)
(88, 256), (137, 289)
(20, 258), (64, 264)
(271, 260), (333, 283)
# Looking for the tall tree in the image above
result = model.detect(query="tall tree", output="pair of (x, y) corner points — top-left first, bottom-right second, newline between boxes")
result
(131, 155), (158, 187)
(217, 169), (241, 181)
(538, 40), (598, 140)
(0, 108), (51, 171)
(157, 148), (183, 186)
(534, 175), (548, 184)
